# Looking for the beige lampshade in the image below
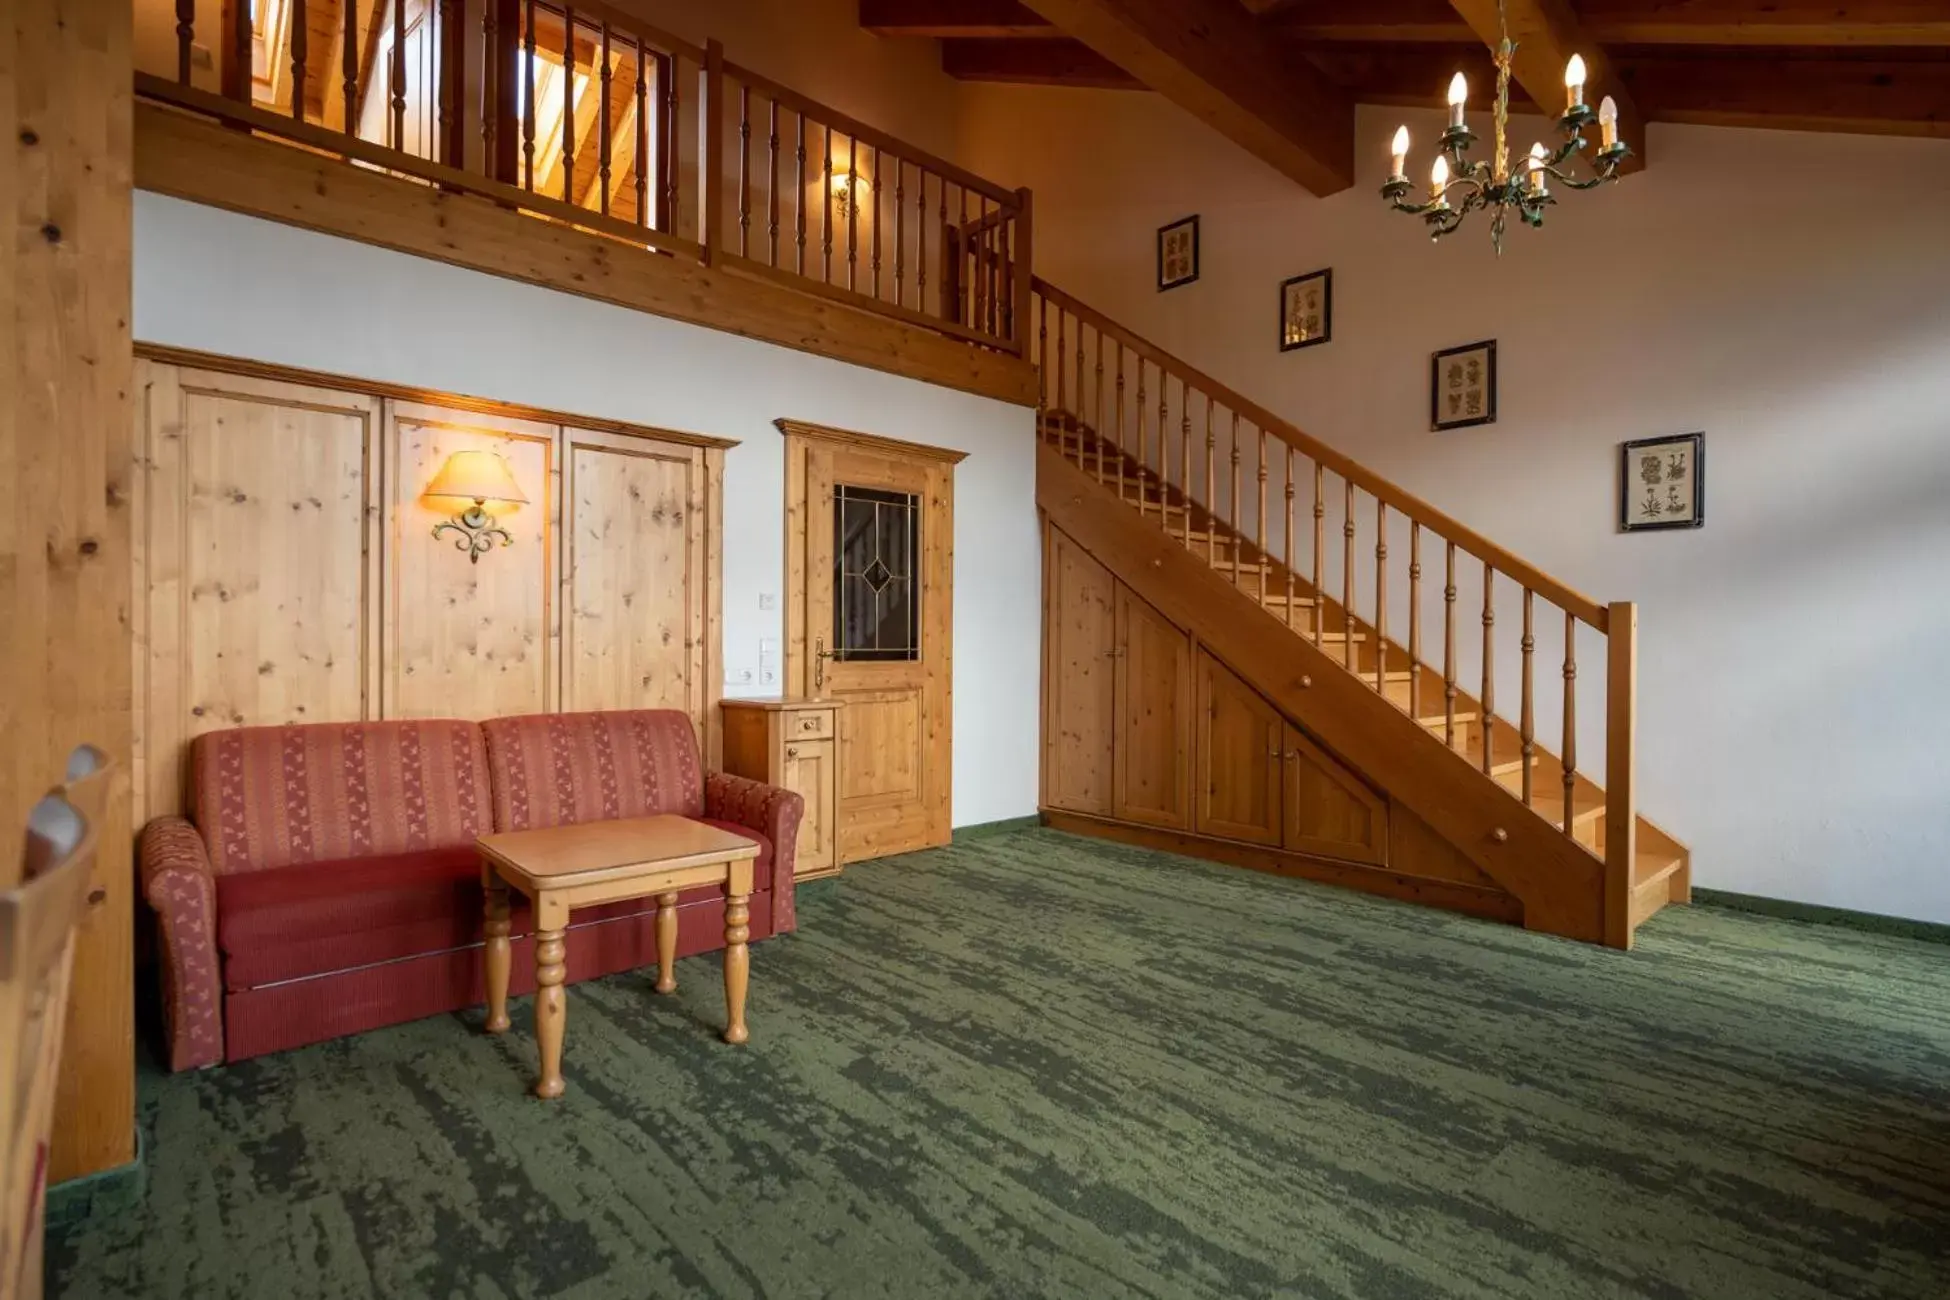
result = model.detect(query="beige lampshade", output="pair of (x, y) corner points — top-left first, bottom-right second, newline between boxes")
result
(424, 450), (528, 504)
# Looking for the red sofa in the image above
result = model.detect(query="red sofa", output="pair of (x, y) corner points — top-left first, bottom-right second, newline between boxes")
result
(140, 710), (802, 1070)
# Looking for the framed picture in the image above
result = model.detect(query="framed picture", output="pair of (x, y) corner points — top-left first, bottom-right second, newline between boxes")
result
(1430, 339), (1497, 431)
(1620, 433), (1705, 531)
(1279, 269), (1332, 351)
(1157, 215), (1199, 291)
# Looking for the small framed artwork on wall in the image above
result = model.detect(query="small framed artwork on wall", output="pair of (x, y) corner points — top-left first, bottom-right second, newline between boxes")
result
(1280, 269), (1332, 351)
(1620, 433), (1705, 531)
(1431, 339), (1497, 431)
(1157, 215), (1199, 291)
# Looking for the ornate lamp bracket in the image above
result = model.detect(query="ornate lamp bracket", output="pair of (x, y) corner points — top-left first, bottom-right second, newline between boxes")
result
(432, 501), (515, 564)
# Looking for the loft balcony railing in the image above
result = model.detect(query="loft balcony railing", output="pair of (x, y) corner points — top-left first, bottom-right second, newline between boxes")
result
(134, 0), (1031, 356)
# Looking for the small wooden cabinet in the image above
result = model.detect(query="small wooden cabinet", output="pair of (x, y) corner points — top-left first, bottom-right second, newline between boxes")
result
(720, 697), (845, 881)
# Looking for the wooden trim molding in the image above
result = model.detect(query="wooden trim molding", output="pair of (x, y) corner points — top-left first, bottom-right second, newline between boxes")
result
(133, 344), (742, 452)
(133, 100), (1041, 409)
(771, 418), (972, 465)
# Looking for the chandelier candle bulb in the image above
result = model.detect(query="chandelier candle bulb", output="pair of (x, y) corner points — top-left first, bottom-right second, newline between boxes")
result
(1527, 143), (1548, 194)
(1564, 54), (1587, 113)
(1430, 154), (1450, 205)
(1447, 73), (1467, 129)
(1391, 125), (1410, 180)
(1599, 95), (1619, 149)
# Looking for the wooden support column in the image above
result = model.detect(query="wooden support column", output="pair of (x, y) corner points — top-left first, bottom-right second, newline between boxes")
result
(3, 0), (138, 1179)
(1605, 600), (1637, 949)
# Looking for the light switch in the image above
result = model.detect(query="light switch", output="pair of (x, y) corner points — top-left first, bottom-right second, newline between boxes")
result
(757, 592), (777, 611)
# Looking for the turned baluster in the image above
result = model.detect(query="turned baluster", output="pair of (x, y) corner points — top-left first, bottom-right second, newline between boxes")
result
(598, 28), (615, 215)
(560, 8), (576, 201)
(1113, 351), (1127, 500)
(1481, 563), (1496, 777)
(1342, 482), (1356, 672)
(822, 126), (834, 283)
(917, 172), (930, 314)
(176, 0), (195, 84)
(1563, 612), (1578, 835)
(1444, 542), (1458, 746)
(1284, 446), (1296, 628)
(893, 159), (905, 301)
(290, 0), (308, 122)
(350, 0), (367, 140)
(794, 117), (807, 275)
(957, 188), (969, 325)
(1312, 465), (1325, 649)
(1521, 589), (1537, 806)
(1164, 376), (1174, 532)
(734, 82), (749, 249)
(1229, 414), (1242, 585)
(634, 48), (649, 226)
(522, 0), (537, 189)
(392, 0), (409, 149)
(1181, 392), (1193, 548)
(663, 52), (679, 227)
(1375, 501), (1389, 695)
(846, 136), (859, 293)
(871, 148), (883, 299)
(1255, 429), (1269, 603)
(1408, 523), (1423, 718)
(1205, 401), (1217, 566)
(765, 100), (779, 256)
(1037, 298), (1048, 418)
(1055, 308), (1067, 434)
(1135, 360), (1149, 519)
(1076, 325), (1089, 473)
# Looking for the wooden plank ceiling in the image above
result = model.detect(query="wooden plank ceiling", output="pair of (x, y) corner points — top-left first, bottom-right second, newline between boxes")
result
(862, 0), (1950, 193)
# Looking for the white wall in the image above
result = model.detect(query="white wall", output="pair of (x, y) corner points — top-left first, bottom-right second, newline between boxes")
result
(958, 85), (1950, 922)
(132, 192), (1041, 828)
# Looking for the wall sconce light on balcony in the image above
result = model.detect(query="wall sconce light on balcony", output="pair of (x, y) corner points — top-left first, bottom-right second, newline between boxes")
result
(425, 449), (527, 564)
(832, 171), (862, 219)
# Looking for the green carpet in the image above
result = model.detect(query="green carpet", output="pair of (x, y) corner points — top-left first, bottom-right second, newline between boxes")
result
(49, 829), (1950, 1298)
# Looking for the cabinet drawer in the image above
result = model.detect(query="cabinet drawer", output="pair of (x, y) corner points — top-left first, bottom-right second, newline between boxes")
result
(784, 708), (836, 741)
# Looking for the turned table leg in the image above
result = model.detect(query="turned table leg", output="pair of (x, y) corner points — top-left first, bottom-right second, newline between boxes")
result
(654, 891), (680, 994)
(533, 919), (568, 1099)
(722, 858), (754, 1045)
(482, 867), (512, 1034)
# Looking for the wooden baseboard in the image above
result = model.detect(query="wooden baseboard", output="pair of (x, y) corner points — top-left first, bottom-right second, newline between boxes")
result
(1039, 810), (1528, 928)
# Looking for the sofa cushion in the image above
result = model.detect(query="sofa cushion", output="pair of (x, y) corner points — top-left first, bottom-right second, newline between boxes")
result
(481, 710), (704, 831)
(191, 720), (491, 874)
(215, 820), (772, 991)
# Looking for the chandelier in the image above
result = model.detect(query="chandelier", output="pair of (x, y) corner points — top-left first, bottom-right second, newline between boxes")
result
(1380, 0), (1631, 252)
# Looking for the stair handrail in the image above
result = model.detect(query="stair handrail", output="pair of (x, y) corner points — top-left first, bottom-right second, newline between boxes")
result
(1030, 276), (1609, 633)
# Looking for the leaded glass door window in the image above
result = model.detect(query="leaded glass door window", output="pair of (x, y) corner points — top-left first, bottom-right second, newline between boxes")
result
(832, 484), (920, 661)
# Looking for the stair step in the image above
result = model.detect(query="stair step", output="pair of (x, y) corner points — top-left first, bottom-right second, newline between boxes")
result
(1631, 852), (1687, 925)
(1453, 727), (1539, 779)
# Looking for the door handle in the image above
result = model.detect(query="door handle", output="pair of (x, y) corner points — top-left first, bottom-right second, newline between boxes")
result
(814, 636), (837, 690)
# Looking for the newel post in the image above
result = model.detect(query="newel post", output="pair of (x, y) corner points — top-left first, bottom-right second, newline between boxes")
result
(702, 38), (726, 266)
(1604, 600), (1637, 949)
(1011, 186), (1034, 357)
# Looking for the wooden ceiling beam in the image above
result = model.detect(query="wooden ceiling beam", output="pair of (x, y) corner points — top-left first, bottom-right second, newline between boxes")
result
(942, 38), (1146, 88)
(1443, 0), (1647, 170)
(1273, 1), (1950, 48)
(859, 0), (1063, 39)
(1013, 0), (1356, 194)
(1622, 54), (1950, 139)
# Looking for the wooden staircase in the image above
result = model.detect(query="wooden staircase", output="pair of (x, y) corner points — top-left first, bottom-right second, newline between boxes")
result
(1029, 279), (1689, 948)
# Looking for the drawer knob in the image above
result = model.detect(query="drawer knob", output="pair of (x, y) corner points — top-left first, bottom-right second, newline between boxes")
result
(786, 746), (799, 759)
(1491, 827), (1509, 844)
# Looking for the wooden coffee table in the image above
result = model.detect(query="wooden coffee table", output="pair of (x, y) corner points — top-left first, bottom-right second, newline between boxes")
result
(476, 814), (761, 1098)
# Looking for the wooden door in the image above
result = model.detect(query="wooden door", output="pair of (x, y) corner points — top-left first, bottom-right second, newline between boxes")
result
(1042, 527), (1117, 815)
(1112, 588), (1191, 829)
(786, 422), (964, 864)
(1283, 722), (1388, 865)
(1195, 653), (1284, 846)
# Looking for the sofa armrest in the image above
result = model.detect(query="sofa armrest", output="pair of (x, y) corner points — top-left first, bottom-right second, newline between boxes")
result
(140, 818), (225, 1071)
(704, 771), (805, 934)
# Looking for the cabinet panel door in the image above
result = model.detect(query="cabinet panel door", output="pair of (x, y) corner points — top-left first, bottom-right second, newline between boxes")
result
(1195, 653), (1284, 847)
(1043, 528), (1117, 814)
(1113, 588), (1191, 829)
(781, 737), (839, 876)
(1283, 722), (1388, 865)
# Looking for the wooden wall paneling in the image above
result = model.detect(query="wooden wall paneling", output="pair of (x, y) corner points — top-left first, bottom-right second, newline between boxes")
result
(703, 445), (726, 767)
(132, 364), (382, 822)
(11, 0), (137, 1182)
(1388, 801), (1505, 893)
(1281, 721), (1387, 866)
(1195, 650), (1284, 847)
(1042, 525), (1117, 815)
(385, 400), (560, 720)
(1112, 585), (1191, 829)
(561, 427), (705, 727)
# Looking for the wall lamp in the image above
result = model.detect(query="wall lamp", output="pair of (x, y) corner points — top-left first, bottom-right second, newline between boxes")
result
(425, 449), (526, 563)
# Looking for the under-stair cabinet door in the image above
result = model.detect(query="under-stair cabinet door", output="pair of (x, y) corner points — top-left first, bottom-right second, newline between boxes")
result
(1112, 587), (1192, 830)
(1282, 723), (1388, 866)
(1195, 653), (1284, 846)
(1042, 528), (1117, 815)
